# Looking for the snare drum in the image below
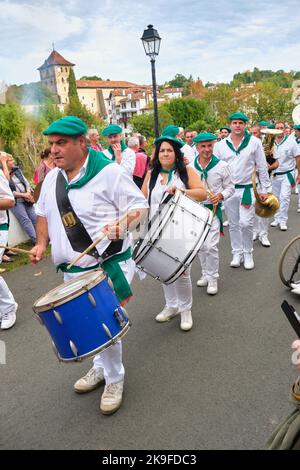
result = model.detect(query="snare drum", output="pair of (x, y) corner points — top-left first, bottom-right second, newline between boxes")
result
(33, 270), (131, 362)
(133, 190), (213, 284)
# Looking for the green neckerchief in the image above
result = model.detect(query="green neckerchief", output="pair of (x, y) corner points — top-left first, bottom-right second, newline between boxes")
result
(56, 247), (132, 303)
(274, 135), (288, 148)
(194, 154), (219, 181)
(65, 148), (112, 192)
(0, 223), (9, 231)
(107, 140), (127, 160)
(274, 170), (296, 188)
(225, 130), (251, 155)
(160, 165), (176, 184)
(235, 183), (253, 207)
(295, 137), (300, 144)
(204, 203), (224, 235)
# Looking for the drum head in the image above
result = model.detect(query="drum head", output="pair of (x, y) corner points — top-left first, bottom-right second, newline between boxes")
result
(33, 269), (105, 312)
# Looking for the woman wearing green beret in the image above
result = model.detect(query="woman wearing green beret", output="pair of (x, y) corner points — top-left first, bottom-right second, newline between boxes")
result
(141, 136), (206, 331)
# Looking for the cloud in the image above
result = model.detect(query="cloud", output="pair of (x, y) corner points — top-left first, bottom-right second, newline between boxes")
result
(1, 0), (300, 86)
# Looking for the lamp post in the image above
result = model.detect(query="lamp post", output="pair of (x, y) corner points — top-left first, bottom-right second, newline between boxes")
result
(141, 24), (161, 138)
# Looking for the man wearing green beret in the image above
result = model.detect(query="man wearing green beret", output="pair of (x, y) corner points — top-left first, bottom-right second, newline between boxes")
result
(219, 127), (231, 139)
(30, 116), (148, 415)
(270, 121), (300, 227)
(213, 112), (272, 270)
(259, 121), (269, 129)
(191, 132), (234, 295)
(101, 124), (136, 176)
(162, 125), (196, 163)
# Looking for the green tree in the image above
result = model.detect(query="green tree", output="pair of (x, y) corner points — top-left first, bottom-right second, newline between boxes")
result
(0, 103), (25, 153)
(79, 75), (103, 81)
(164, 98), (211, 129)
(6, 82), (56, 105)
(130, 107), (173, 138)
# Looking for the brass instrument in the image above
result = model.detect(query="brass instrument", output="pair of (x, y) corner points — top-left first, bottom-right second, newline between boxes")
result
(251, 170), (280, 218)
(260, 128), (283, 158)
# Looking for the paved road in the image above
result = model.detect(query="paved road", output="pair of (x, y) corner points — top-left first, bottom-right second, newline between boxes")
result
(1, 195), (300, 450)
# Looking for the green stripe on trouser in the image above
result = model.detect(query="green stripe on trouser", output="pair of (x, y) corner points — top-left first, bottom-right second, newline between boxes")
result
(234, 184), (253, 207)
(274, 171), (295, 188)
(56, 247), (132, 302)
(204, 203), (223, 234)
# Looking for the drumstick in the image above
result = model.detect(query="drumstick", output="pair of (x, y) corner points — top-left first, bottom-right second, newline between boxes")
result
(0, 244), (32, 255)
(66, 213), (129, 270)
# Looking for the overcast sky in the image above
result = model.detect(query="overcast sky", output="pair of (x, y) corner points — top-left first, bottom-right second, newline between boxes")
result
(1, 0), (299, 86)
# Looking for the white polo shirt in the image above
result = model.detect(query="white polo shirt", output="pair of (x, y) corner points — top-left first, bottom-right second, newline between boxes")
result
(273, 136), (300, 172)
(189, 157), (234, 202)
(0, 170), (14, 225)
(102, 147), (136, 176)
(213, 134), (271, 193)
(35, 159), (148, 268)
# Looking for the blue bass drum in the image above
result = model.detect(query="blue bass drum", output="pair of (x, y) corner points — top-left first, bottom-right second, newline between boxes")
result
(33, 270), (131, 362)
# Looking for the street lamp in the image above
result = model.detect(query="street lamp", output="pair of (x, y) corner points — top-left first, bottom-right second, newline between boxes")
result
(141, 24), (161, 138)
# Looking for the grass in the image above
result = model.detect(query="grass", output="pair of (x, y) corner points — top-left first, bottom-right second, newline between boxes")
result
(1, 242), (51, 272)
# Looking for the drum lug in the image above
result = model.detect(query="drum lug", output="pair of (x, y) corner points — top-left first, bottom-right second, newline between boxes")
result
(107, 277), (114, 291)
(87, 291), (97, 307)
(114, 308), (126, 328)
(51, 341), (61, 361)
(69, 340), (78, 357)
(102, 322), (115, 342)
(53, 309), (63, 325)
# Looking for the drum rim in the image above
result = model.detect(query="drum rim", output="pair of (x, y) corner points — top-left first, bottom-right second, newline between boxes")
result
(53, 320), (131, 362)
(33, 269), (106, 313)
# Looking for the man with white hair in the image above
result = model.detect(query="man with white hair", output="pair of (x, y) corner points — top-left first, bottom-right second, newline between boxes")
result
(127, 136), (149, 188)
(87, 128), (103, 152)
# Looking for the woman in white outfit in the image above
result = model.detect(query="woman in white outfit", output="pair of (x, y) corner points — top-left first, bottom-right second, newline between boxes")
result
(141, 136), (206, 331)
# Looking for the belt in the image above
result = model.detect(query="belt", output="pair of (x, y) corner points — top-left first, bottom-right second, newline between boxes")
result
(274, 170), (295, 187)
(234, 184), (253, 207)
(0, 223), (9, 231)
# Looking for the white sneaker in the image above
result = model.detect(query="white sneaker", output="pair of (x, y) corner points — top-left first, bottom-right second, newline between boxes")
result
(244, 254), (254, 270)
(280, 223), (287, 231)
(100, 380), (124, 415)
(180, 310), (193, 331)
(155, 306), (178, 322)
(207, 280), (218, 295)
(1, 302), (17, 330)
(223, 220), (229, 227)
(74, 367), (105, 393)
(270, 220), (279, 227)
(197, 277), (208, 287)
(253, 232), (258, 241)
(230, 254), (243, 268)
(297, 208), (300, 213)
(260, 235), (271, 247)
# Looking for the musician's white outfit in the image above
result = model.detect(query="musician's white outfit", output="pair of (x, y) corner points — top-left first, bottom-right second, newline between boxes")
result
(36, 155), (148, 411)
(271, 136), (300, 229)
(148, 171), (193, 329)
(181, 143), (196, 164)
(0, 170), (17, 329)
(102, 147), (136, 176)
(214, 134), (271, 268)
(292, 134), (300, 211)
(190, 155), (234, 293)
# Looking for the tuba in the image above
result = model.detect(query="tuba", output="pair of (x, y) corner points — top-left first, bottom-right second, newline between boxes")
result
(252, 169), (280, 218)
(260, 128), (283, 158)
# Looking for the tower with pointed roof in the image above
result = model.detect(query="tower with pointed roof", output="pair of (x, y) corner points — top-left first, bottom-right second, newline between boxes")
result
(38, 50), (75, 107)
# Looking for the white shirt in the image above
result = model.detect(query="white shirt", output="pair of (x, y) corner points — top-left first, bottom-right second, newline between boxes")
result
(181, 143), (196, 164)
(273, 136), (300, 172)
(36, 161), (148, 268)
(189, 156), (234, 203)
(0, 170), (14, 225)
(148, 171), (186, 220)
(102, 147), (136, 176)
(213, 134), (271, 193)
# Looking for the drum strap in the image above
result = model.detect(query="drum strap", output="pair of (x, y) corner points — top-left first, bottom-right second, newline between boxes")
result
(56, 172), (123, 260)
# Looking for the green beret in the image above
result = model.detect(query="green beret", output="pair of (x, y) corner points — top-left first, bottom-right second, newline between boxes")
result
(43, 116), (88, 136)
(267, 124), (275, 129)
(228, 112), (249, 122)
(293, 124), (300, 130)
(193, 132), (217, 143)
(219, 127), (231, 133)
(101, 124), (123, 136)
(259, 120), (269, 126)
(154, 136), (184, 148)
(161, 125), (180, 138)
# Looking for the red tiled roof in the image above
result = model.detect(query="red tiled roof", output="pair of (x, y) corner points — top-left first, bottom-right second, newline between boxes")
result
(76, 80), (141, 89)
(38, 50), (75, 70)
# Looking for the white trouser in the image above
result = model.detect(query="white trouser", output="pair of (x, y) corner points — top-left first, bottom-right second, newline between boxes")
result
(64, 258), (135, 385)
(0, 230), (15, 317)
(198, 215), (220, 281)
(225, 188), (255, 256)
(253, 214), (269, 238)
(162, 266), (192, 312)
(272, 173), (293, 224)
